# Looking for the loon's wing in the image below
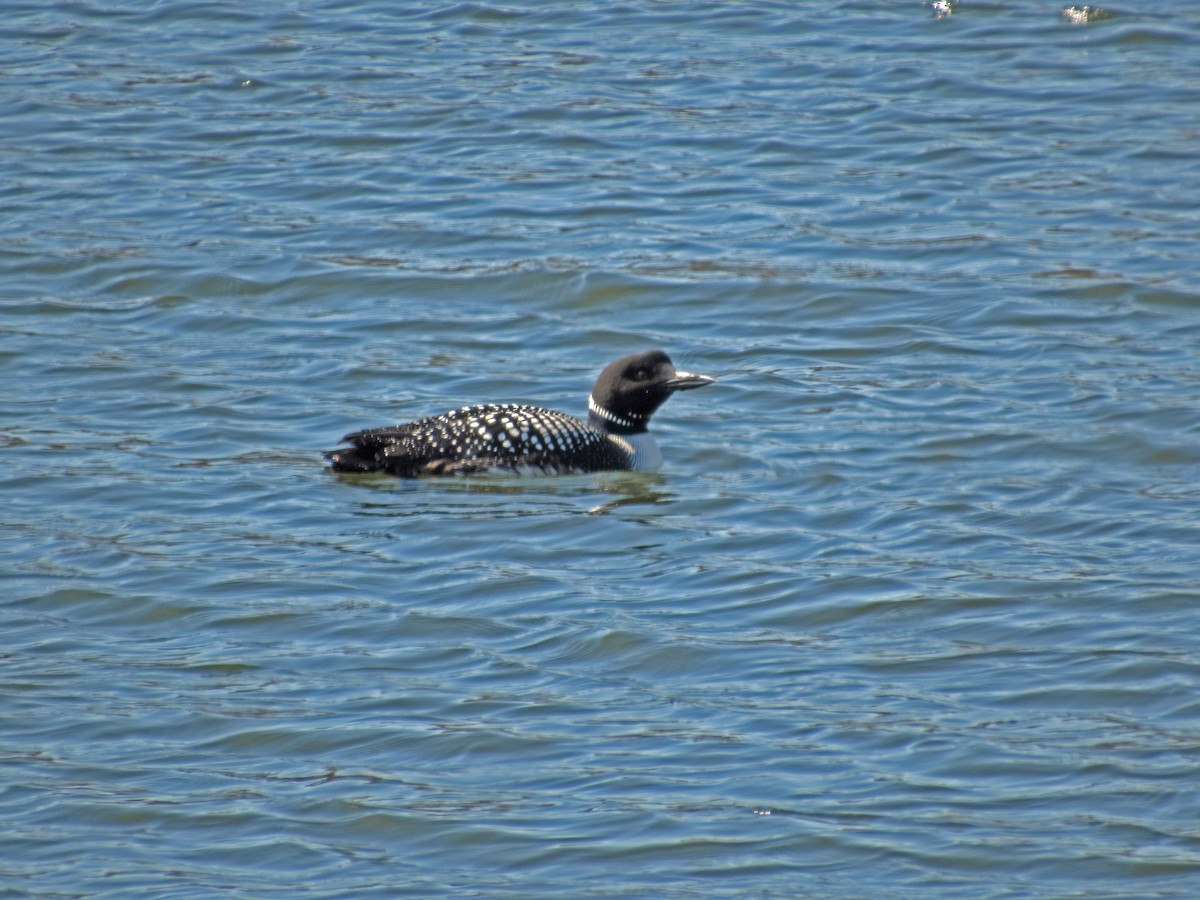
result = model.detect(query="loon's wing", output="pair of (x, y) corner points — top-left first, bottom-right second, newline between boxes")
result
(325, 404), (630, 477)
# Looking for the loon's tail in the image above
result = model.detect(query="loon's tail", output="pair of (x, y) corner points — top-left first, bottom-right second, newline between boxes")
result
(324, 447), (380, 473)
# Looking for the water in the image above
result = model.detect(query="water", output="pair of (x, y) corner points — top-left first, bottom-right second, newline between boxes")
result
(4, 1), (1200, 896)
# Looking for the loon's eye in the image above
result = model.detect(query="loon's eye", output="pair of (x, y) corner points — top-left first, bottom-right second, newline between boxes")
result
(631, 368), (649, 381)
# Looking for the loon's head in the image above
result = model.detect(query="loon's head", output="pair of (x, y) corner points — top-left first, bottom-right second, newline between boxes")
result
(587, 349), (716, 435)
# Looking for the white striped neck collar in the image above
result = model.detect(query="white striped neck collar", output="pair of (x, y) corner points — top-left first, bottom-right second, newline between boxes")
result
(588, 395), (644, 434)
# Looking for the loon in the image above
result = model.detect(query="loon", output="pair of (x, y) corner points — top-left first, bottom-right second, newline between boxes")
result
(325, 349), (716, 477)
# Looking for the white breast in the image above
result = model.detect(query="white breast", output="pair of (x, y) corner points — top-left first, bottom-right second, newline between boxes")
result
(609, 432), (662, 471)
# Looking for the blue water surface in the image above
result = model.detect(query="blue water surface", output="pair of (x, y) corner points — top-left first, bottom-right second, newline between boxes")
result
(4, 1), (1200, 897)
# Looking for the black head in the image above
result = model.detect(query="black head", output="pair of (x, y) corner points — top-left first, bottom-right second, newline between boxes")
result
(587, 349), (716, 435)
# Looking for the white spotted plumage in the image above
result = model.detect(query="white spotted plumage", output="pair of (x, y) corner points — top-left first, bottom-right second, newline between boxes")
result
(348, 403), (632, 476)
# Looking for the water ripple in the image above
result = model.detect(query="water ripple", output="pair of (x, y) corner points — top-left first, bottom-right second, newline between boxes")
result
(5, 0), (1200, 897)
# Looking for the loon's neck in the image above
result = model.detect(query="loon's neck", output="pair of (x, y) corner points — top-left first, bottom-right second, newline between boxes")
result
(588, 395), (647, 436)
